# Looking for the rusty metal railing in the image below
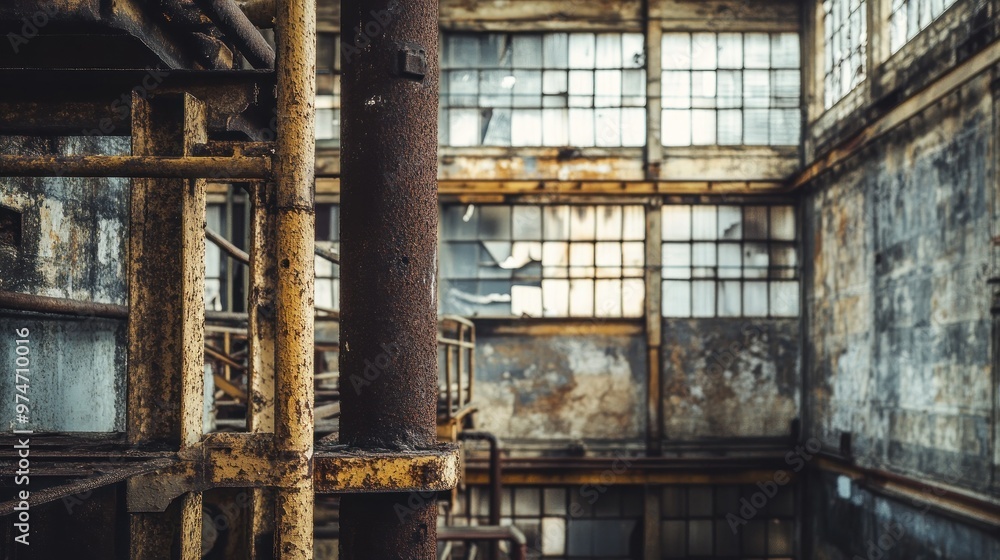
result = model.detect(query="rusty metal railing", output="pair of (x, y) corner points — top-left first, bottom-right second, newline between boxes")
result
(438, 315), (476, 422)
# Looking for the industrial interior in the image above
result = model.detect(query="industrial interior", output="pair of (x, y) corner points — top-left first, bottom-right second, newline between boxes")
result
(1, 0), (999, 558)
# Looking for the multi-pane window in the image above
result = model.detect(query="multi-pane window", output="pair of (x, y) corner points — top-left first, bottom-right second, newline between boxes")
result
(890, 0), (959, 53)
(315, 204), (340, 311)
(440, 204), (646, 318)
(316, 33), (341, 146)
(440, 33), (647, 147)
(823, 0), (867, 108)
(661, 205), (798, 318)
(661, 484), (797, 558)
(453, 485), (645, 559)
(661, 33), (801, 146)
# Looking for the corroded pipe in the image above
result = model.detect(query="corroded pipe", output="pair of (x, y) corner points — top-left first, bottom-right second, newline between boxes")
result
(338, 0), (440, 555)
(0, 154), (271, 178)
(273, 0), (316, 556)
(194, 0), (276, 68)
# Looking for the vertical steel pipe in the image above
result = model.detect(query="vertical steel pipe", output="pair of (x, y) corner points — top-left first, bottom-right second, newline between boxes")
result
(273, 0), (316, 557)
(339, 0), (439, 555)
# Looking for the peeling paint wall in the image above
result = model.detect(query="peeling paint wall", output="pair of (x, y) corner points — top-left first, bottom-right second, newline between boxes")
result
(804, 73), (995, 490)
(662, 318), (800, 439)
(802, 70), (996, 496)
(0, 136), (129, 432)
(472, 329), (647, 443)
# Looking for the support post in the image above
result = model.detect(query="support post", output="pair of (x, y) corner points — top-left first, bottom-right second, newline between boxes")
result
(273, 0), (316, 557)
(645, 201), (663, 456)
(248, 181), (278, 558)
(126, 92), (207, 559)
(338, 0), (440, 556)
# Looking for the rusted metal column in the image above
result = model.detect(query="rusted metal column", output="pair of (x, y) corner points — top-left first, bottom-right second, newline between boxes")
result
(273, 0), (316, 557)
(247, 181), (278, 558)
(338, 0), (439, 555)
(126, 92), (207, 560)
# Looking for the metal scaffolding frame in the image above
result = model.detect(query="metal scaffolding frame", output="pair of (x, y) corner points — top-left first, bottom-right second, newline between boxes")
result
(0, 0), (457, 557)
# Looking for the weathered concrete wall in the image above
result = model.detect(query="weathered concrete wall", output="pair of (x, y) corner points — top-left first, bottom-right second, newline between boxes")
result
(805, 470), (1000, 560)
(472, 325), (647, 443)
(662, 318), (800, 438)
(802, 74), (995, 491)
(0, 136), (129, 432)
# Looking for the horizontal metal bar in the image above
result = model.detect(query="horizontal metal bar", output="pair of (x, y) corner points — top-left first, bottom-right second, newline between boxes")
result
(0, 458), (176, 516)
(314, 245), (340, 265)
(314, 444), (460, 494)
(0, 155), (272, 179)
(0, 290), (127, 319)
(436, 336), (475, 349)
(206, 226), (250, 265)
(205, 345), (247, 371)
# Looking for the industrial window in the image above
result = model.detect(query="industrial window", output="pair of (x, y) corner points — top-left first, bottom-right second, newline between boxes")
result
(440, 33), (647, 147)
(440, 204), (646, 318)
(823, 0), (867, 108)
(661, 33), (801, 146)
(206, 204), (226, 311)
(660, 484), (797, 558)
(661, 205), (798, 318)
(889, 0), (959, 52)
(315, 204), (341, 311)
(453, 485), (645, 559)
(316, 32), (341, 146)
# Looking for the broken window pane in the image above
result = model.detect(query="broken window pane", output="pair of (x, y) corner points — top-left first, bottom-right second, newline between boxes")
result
(482, 108), (513, 146)
(718, 206), (742, 239)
